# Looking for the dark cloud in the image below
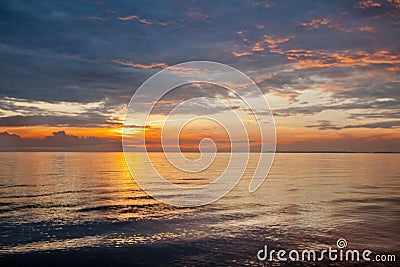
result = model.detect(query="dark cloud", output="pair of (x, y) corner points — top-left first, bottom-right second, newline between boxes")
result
(344, 120), (399, 129)
(274, 98), (399, 116)
(0, 131), (121, 151)
(0, 114), (117, 127)
(306, 119), (400, 130)
(1, 0), (399, 104)
(349, 110), (400, 119)
(305, 120), (342, 130)
(335, 81), (400, 100)
(149, 83), (239, 115)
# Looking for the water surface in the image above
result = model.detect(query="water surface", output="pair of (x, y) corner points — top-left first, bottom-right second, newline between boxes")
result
(0, 152), (399, 266)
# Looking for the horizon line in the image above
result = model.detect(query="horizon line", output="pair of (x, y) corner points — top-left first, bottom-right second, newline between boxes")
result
(0, 150), (398, 154)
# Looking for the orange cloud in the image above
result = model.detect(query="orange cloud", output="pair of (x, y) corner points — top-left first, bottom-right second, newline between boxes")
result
(0, 126), (125, 144)
(287, 49), (400, 69)
(354, 0), (382, 8)
(252, 42), (265, 51)
(117, 15), (138, 21)
(358, 25), (376, 32)
(251, 35), (292, 53)
(231, 51), (252, 57)
(388, 0), (400, 8)
(301, 18), (330, 29)
(138, 18), (151, 25)
(117, 15), (152, 24)
(301, 18), (352, 32)
(284, 49), (314, 60)
(112, 59), (169, 69)
(386, 66), (400, 72)
(264, 35), (291, 49)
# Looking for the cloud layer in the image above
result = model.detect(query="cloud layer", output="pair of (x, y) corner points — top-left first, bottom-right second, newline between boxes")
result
(0, 0), (399, 151)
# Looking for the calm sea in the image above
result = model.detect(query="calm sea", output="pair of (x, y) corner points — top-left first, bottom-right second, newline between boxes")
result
(0, 152), (399, 266)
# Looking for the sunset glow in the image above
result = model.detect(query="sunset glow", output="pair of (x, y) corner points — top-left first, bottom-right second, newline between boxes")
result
(0, 0), (398, 152)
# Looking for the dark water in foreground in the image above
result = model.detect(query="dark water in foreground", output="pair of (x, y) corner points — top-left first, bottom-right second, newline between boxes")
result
(0, 152), (399, 266)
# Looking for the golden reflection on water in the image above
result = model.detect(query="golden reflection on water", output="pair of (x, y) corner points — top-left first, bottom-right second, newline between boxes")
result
(140, 152), (230, 187)
(0, 152), (399, 254)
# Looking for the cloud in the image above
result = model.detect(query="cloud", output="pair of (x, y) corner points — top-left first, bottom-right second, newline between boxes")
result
(388, 0), (400, 8)
(263, 35), (292, 53)
(349, 110), (400, 119)
(342, 120), (399, 129)
(274, 99), (399, 116)
(0, 131), (121, 151)
(250, 1), (272, 8)
(301, 18), (331, 30)
(251, 34), (292, 54)
(358, 25), (376, 32)
(117, 15), (139, 21)
(252, 42), (265, 52)
(287, 50), (400, 69)
(354, 0), (382, 9)
(183, 11), (209, 22)
(112, 59), (169, 69)
(75, 16), (110, 22)
(273, 95), (399, 116)
(306, 120), (342, 130)
(386, 66), (400, 72)
(140, 83), (239, 115)
(0, 97), (123, 128)
(231, 51), (252, 57)
(300, 17), (352, 33)
(306, 120), (399, 130)
(117, 15), (152, 24)
(0, 114), (117, 127)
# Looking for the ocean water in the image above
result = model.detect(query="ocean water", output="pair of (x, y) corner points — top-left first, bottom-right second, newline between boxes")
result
(0, 152), (399, 266)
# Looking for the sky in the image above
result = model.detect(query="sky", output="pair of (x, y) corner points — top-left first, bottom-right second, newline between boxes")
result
(0, 0), (399, 152)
